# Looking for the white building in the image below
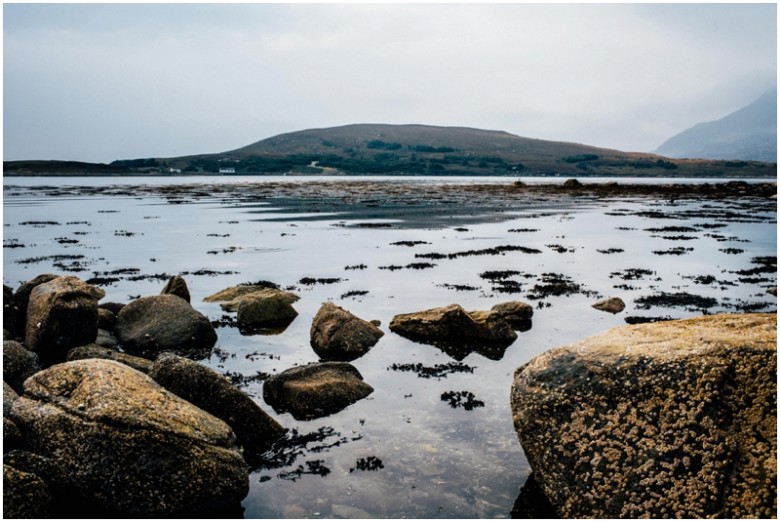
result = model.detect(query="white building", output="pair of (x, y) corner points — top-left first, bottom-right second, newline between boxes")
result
(219, 167), (236, 174)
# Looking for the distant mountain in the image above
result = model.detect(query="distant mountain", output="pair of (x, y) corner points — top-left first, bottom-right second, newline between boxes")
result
(655, 89), (777, 162)
(6, 123), (776, 177)
(112, 123), (775, 178)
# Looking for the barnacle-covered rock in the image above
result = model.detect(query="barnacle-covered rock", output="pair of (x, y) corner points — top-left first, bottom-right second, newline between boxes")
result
(511, 313), (776, 518)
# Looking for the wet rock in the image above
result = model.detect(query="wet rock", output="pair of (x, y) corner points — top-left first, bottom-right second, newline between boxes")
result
(4, 417), (23, 451)
(67, 343), (152, 374)
(3, 465), (51, 518)
(264, 362), (374, 420)
(94, 328), (119, 349)
(389, 304), (517, 360)
(511, 313), (776, 518)
(310, 302), (384, 361)
(149, 353), (285, 464)
(12, 274), (58, 338)
(4, 380), (20, 417)
(591, 296), (626, 314)
(97, 308), (115, 331)
(9, 359), (249, 517)
(98, 301), (125, 315)
(3, 340), (41, 394)
(204, 283), (293, 308)
(491, 301), (534, 329)
(115, 294), (217, 359)
(3, 285), (20, 340)
(25, 276), (104, 367)
(236, 290), (299, 331)
(161, 275), (191, 303)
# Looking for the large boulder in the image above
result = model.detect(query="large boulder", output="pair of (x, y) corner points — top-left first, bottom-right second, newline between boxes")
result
(67, 343), (153, 374)
(263, 362), (373, 420)
(4, 340), (41, 394)
(204, 284), (299, 311)
(149, 353), (285, 464)
(389, 304), (517, 360)
(115, 294), (217, 359)
(511, 313), (776, 518)
(310, 302), (384, 361)
(25, 276), (104, 366)
(591, 296), (626, 314)
(9, 359), (249, 517)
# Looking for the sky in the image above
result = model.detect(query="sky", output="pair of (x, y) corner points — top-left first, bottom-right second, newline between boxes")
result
(3, 3), (777, 163)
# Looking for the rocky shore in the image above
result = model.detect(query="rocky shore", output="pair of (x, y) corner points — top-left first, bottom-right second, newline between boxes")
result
(4, 269), (776, 518)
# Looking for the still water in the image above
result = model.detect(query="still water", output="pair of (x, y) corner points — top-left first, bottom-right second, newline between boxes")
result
(3, 176), (776, 518)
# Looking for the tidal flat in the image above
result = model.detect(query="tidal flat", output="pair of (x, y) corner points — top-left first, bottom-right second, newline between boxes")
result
(3, 176), (777, 518)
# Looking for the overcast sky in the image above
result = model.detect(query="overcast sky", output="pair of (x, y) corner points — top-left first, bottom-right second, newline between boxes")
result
(3, 3), (777, 163)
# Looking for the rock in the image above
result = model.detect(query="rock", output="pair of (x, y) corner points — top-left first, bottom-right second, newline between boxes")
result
(511, 313), (776, 518)
(3, 465), (51, 518)
(510, 474), (557, 519)
(310, 302), (384, 361)
(768, 287), (777, 297)
(389, 304), (517, 360)
(491, 301), (534, 329)
(204, 284), (297, 309)
(236, 290), (299, 331)
(263, 362), (374, 420)
(591, 296), (626, 314)
(3, 285), (20, 340)
(562, 178), (582, 188)
(24, 276), (104, 367)
(98, 301), (125, 315)
(67, 343), (153, 374)
(4, 417), (23, 451)
(97, 308), (116, 330)
(12, 274), (58, 338)
(9, 359), (249, 517)
(161, 275), (191, 303)
(149, 353), (285, 464)
(94, 328), (119, 349)
(115, 294), (217, 359)
(4, 381), (20, 417)
(3, 340), (41, 394)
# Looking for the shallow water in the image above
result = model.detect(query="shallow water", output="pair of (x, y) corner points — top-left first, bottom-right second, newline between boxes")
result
(3, 176), (776, 518)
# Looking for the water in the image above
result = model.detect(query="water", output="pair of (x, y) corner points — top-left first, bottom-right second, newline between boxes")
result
(3, 176), (776, 518)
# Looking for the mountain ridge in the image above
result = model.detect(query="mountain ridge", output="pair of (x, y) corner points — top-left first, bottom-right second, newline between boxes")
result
(5, 123), (776, 177)
(655, 89), (777, 162)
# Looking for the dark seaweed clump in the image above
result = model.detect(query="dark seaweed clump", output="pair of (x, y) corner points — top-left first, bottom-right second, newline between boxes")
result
(597, 248), (624, 254)
(258, 426), (362, 471)
(652, 247), (694, 256)
(390, 241), (430, 247)
(298, 277), (345, 285)
(634, 292), (718, 312)
(624, 316), (675, 325)
(719, 248), (745, 255)
(643, 226), (698, 233)
(441, 391), (485, 410)
(416, 244), (542, 260)
(388, 362), (475, 379)
(340, 290), (369, 299)
(278, 460), (331, 481)
(344, 264), (368, 270)
(609, 268), (658, 281)
(437, 283), (480, 292)
(526, 273), (600, 300)
(350, 457), (384, 473)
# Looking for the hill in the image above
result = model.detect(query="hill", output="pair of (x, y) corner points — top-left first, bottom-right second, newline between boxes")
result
(114, 123), (775, 177)
(655, 89), (777, 162)
(3, 160), (134, 176)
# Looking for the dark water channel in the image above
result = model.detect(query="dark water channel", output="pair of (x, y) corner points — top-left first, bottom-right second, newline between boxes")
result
(3, 176), (776, 518)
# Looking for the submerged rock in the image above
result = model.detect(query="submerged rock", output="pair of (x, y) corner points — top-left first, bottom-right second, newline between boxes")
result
(115, 294), (217, 359)
(591, 296), (626, 314)
(511, 313), (776, 518)
(310, 302), (384, 361)
(9, 359), (249, 517)
(263, 362), (373, 420)
(25, 276), (105, 366)
(149, 353), (285, 464)
(389, 304), (517, 360)
(236, 291), (299, 331)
